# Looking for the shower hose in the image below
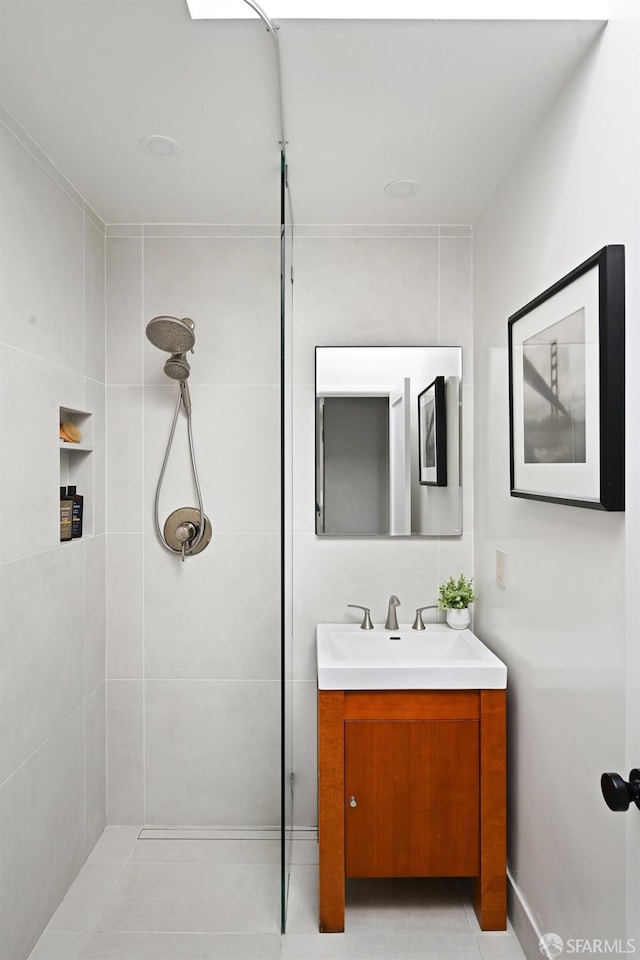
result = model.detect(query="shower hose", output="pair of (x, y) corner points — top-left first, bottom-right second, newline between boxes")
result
(154, 383), (205, 560)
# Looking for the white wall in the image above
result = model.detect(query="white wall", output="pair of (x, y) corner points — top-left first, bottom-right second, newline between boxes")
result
(473, 5), (639, 951)
(290, 224), (474, 825)
(105, 225), (281, 826)
(0, 107), (106, 959)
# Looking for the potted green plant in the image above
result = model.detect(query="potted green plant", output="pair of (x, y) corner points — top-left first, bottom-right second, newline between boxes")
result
(438, 574), (477, 630)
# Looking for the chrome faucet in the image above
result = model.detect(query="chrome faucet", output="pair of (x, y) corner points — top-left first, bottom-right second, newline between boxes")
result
(412, 604), (439, 630)
(384, 595), (401, 630)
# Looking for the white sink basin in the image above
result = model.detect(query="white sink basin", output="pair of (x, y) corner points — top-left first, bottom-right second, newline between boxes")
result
(317, 622), (507, 690)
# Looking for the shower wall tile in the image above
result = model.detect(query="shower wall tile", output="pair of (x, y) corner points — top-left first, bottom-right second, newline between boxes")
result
(106, 224), (143, 238)
(0, 344), (83, 564)
(106, 238), (143, 385)
(291, 681), (318, 829)
(144, 680), (280, 826)
(439, 236), (473, 379)
(143, 384), (280, 536)
(283, 380), (293, 537)
(291, 236), (440, 385)
(142, 237), (280, 386)
(86, 683), (107, 854)
(0, 546), (84, 784)
(0, 758), (16, 958)
(0, 122), (84, 374)
(0, 343), (56, 561)
(440, 224), (473, 237)
(85, 215), (106, 383)
(294, 224), (440, 239)
(85, 534), (107, 697)
(106, 534), (143, 679)
(291, 533), (440, 683)
(0, 113), (107, 954)
(106, 386), (143, 532)
(105, 232), (283, 829)
(0, 711), (85, 960)
(107, 680), (144, 825)
(143, 223), (279, 238)
(291, 384), (315, 536)
(144, 533), (280, 681)
(86, 377), (106, 536)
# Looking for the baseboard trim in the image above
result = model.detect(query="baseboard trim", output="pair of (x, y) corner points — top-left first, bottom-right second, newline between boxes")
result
(508, 868), (549, 960)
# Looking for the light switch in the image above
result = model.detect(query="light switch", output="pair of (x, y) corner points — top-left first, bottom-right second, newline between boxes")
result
(496, 549), (507, 588)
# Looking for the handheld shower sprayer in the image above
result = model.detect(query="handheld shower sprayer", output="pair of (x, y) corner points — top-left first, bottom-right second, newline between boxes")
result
(161, 352), (192, 415)
(163, 352), (191, 382)
(145, 316), (210, 560)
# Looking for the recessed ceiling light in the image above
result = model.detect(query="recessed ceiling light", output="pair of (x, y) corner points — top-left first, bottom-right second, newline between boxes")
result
(384, 180), (420, 199)
(140, 135), (182, 159)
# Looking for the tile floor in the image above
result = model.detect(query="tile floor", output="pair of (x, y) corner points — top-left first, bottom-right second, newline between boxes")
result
(28, 828), (527, 960)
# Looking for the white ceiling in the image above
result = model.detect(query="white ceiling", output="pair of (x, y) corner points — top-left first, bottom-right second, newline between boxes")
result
(0, 2), (604, 225)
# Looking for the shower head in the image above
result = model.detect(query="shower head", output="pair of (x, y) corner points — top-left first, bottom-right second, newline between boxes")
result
(163, 353), (191, 381)
(146, 316), (195, 354)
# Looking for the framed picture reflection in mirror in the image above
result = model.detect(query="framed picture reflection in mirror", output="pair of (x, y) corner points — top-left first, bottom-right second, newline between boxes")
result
(418, 375), (447, 486)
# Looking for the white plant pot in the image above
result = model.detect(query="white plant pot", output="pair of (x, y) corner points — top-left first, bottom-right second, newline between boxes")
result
(446, 607), (471, 630)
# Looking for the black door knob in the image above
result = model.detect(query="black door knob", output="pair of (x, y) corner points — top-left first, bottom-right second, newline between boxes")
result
(601, 769), (640, 811)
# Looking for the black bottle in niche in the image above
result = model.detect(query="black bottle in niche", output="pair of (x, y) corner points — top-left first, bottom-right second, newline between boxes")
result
(60, 487), (73, 542)
(67, 485), (83, 538)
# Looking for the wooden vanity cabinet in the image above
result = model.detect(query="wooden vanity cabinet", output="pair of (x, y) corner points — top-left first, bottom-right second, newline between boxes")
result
(318, 689), (506, 933)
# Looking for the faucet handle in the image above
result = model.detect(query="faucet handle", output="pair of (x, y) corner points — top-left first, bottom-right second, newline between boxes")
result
(412, 605), (439, 631)
(347, 604), (374, 630)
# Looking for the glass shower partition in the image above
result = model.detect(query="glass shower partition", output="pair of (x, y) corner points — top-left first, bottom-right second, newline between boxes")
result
(281, 149), (295, 931)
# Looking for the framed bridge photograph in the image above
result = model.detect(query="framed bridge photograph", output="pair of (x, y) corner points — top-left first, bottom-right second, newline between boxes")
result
(508, 245), (625, 511)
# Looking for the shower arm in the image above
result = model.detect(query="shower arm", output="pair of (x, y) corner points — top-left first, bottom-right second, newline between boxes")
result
(241, 0), (286, 146)
(153, 390), (205, 556)
(241, 0), (293, 223)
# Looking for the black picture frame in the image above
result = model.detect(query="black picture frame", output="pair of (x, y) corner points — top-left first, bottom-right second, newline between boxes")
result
(418, 375), (447, 486)
(508, 245), (625, 511)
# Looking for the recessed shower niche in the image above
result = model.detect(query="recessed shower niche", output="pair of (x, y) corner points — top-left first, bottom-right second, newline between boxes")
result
(59, 406), (93, 540)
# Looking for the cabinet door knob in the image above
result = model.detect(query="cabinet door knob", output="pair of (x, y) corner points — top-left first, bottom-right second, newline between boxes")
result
(601, 769), (640, 811)
(349, 796), (357, 808)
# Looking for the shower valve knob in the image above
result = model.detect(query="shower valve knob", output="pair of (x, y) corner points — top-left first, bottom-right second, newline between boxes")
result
(175, 521), (196, 543)
(601, 769), (640, 811)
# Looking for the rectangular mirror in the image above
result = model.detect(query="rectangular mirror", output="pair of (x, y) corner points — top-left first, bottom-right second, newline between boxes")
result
(315, 346), (463, 537)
